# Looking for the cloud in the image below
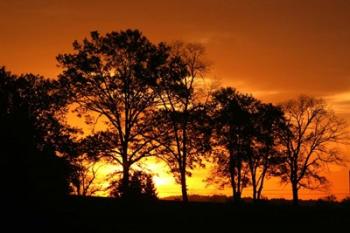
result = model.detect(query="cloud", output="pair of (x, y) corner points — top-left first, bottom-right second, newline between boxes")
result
(1, 0), (350, 100)
(325, 91), (350, 116)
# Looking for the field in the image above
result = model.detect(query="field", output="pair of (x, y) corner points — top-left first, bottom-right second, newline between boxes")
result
(5, 196), (349, 232)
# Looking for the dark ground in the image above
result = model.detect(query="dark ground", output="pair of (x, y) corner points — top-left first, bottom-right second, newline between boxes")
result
(4, 196), (350, 233)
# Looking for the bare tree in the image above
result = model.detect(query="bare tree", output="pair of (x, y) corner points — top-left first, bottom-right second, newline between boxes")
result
(151, 42), (211, 202)
(279, 96), (348, 205)
(70, 155), (103, 196)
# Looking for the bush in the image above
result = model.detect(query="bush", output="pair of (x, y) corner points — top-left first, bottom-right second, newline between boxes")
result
(109, 171), (158, 201)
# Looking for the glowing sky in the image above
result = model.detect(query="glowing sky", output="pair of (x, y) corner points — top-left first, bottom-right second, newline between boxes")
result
(1, 0), (349, 199)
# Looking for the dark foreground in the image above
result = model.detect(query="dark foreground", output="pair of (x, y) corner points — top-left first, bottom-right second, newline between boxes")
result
(5, 196), (350, 232)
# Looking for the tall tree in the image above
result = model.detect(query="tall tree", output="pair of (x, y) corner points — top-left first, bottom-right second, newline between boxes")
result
(208, 87), (258, 202)
(246, 103), (286, 200)
(279, 96), (347, 205)
(0, 67), (76, 202)
(57, 30), (185, 197)
(151, 42), (210, 202)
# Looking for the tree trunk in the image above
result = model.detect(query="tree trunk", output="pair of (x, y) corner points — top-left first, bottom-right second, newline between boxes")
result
(257, 163), (268, 200)
(236, 159), (242, 203)
(234, 191), (241, 202)
(230, 170), (236, 202)
(180, 169), (188, 202)
(257, 189), (261, 200)
(121, 164), (130, 198)
(251, 169), (257, 201)
(229, 152), (237, 202)
(257, 182), (264, 200)
(76, 183), (81, 196)
(252, 183), (257, 201)
(292, 182), (299, 205)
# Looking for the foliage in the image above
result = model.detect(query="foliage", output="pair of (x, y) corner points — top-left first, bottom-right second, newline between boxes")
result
(208, 87), (286, 201)
(150, 42), (211, 202)
(246, 103), (287, 200)
(208, 87), (259, 201)
(1, 28), (348, 204)
(0, 67), (77, 201)
(57, 29), (186, 193)
(109, 171), (158, 200)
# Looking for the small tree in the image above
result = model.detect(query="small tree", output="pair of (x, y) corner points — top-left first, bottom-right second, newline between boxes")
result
(109, 171), (158, 200)
(279, 96), (348, 205)
(69, 155), (103, 196)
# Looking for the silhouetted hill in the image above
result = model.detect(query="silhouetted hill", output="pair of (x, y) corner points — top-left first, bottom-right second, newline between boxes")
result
(162, 194), (231, 202)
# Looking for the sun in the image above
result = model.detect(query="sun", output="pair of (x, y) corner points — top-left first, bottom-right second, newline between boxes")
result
(153, 176), (173, 186)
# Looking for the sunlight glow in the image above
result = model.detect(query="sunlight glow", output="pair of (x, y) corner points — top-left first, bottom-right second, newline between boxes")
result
(153, 176), (172, 186)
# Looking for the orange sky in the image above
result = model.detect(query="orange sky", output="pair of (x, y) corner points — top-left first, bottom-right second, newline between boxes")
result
(1, 0), (350, 200)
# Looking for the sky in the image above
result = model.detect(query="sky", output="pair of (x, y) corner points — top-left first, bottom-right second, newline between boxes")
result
(1, 0), (350, 199)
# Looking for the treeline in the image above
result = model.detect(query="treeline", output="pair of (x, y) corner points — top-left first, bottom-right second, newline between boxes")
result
(0, 29), (347, 205)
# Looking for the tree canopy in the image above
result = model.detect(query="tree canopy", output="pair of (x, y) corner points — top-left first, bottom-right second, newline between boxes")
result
(1, 28), (348, 204)
(57, 29), (188, 197)
(0, 67), (76, 203)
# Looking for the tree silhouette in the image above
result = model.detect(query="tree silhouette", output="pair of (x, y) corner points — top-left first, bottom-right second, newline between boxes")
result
(279, 96), (348, 205)
(0, 67), (76, 202)
(69, 154), (103, 196)
(150, 42), (211, 202)
(246, 103), (286, 200)
(208, 88), (288, 201)
(109, 170), (158, 201)
(57, 30), (184, 197)
(208, 87), (258, 202)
